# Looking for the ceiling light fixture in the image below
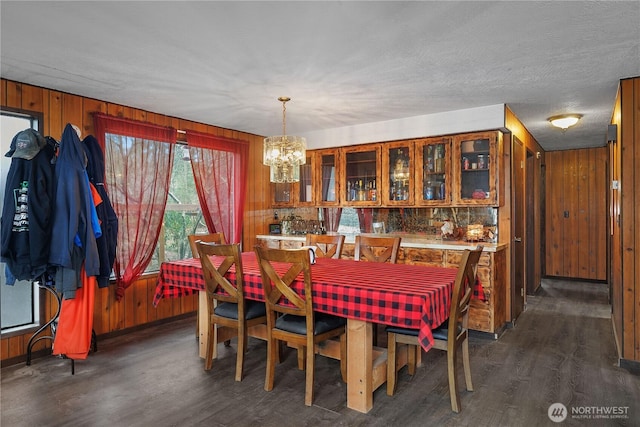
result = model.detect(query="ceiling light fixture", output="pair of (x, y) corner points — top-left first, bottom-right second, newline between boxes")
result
(263, 97), (307, 183)
(548, 114), (582, 130)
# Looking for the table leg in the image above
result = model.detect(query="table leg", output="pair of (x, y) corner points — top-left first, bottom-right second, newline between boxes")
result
(347, 318), (373, 413)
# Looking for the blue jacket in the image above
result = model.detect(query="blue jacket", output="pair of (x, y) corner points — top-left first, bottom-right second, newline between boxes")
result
(49, 124), (101, 286)
(83, 134), (118, 288)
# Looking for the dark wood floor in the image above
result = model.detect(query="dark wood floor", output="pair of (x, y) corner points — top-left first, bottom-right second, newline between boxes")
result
(2, 279), (639, 427)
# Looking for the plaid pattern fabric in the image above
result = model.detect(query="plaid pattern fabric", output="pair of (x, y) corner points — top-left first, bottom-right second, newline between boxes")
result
(153, 253), (484, 352)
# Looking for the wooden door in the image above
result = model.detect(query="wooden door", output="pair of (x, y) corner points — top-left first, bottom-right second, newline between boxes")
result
(512, 137), (525, 322)
(544, 148), (607, 280)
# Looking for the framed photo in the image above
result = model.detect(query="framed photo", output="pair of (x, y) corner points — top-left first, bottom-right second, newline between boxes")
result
(269, 223), (282, 235)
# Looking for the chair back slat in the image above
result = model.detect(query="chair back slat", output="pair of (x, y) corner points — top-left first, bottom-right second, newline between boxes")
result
(255, 246), (313, 318)
(188, 232), (226, 258)
(196, 242), (243, 306)
(354, 235), (401, 264)
(448, 245), (483, 342)
(305, 234), (345, 259)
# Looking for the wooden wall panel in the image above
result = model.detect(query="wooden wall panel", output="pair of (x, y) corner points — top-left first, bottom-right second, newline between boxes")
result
(576, 149), (590, 278)
(615, 77), (639, 363)
(1, 79), (271, 364)
(5, 80), (22, 108)
(545, 147), (607, 281)
(592, 149), (608, 279)
(1, 80), (6, 105)
(545, 153), (563, 276)
(47, 91), (63, 138)
(505, 106), (546, 303)
(20, 84), (44, 114)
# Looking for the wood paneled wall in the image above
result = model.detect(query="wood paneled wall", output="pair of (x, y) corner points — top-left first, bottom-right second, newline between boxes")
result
(504, 107), (546, 313)
(611, 76), (640, 365)
(0, 79), (271, 363)
(544, 147), (607, 280)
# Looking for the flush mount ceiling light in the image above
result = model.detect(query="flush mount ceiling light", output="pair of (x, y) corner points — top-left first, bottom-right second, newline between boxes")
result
(548, 114), (582, 130)
(263, 97), (307, 183)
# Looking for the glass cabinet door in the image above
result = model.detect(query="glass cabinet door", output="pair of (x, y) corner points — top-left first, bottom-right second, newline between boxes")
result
(315, 149), (340, 206)
(382, 141), (414, 205)
(341, 145), (381, 205)
(415, 137), (450, 205)
(297, 153), (314, 206)
(453, 131), (499, 205)
(271, 182), (293, 206)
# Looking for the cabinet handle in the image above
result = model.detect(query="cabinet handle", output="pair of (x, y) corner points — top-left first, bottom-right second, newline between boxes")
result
(514, 237), (522, 243)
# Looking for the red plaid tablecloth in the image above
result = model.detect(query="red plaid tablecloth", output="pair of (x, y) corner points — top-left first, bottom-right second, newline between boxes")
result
(153, 253), (484, 352)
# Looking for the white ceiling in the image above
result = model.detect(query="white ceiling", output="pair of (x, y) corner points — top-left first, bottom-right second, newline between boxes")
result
(1, 1), (639, 151)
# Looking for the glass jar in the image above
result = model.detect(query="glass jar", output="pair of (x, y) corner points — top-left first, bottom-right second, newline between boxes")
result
(477, 154), (485, 169)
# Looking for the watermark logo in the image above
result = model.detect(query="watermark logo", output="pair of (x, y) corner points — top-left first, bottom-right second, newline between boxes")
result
(548, 403), (630, 422)
(548, 403), (567, 423)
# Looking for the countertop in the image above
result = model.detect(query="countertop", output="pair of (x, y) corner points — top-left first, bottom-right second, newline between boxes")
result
(256, 233), (507, 252)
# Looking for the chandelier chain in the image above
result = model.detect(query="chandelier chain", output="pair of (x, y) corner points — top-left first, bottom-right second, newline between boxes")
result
(278, 96), (290, 136)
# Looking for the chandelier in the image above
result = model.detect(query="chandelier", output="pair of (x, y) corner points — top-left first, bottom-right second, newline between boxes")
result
(263, 97), (307, 183)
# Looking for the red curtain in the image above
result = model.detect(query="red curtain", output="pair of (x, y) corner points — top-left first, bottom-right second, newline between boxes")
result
(322, 208), (342, 232)
(356, 208), (373, 233)
(94, 113), (176, 299)
(185, 131), (248, 244)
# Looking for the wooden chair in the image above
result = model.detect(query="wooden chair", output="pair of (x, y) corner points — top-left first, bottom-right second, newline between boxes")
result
(196, 242), (266, 381)
(188, 232), (226, 339)
(386, 245), (483, 413)
(254, 245), (347, 406)
(354, 235), (401, 264)
(305, 233), (345, 259)
(354, 234), (401, 345)
(188, 232), (226, 258)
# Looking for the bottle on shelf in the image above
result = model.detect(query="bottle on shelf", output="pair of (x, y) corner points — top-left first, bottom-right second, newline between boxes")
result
(477, 154), (486, 169)
(424, 181), (434, 200)
(369, 180), (377, 201)
(357, 179), (366, 201)
(434, 145), (444, 173)
(426, 153), (434, 173)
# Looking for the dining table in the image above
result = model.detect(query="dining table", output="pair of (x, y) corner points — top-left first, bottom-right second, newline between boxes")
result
(153, 251), (484, 413)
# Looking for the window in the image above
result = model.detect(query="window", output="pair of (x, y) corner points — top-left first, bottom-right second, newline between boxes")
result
(337, 207), (361, 234)
(1, 112), (41, 333)
(97, 114), (247, 295)
(147, 144), (206, 271)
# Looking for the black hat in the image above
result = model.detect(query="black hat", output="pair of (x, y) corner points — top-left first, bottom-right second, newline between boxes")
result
(5, 129), (47, 160)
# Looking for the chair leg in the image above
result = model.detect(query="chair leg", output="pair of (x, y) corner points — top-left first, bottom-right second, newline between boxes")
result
(447, 347), (461, 413)
(265, 337), (277, 392)
(304, 343), (315, 406)
(386, 332), (397, 396)
(462, 336), (473, 392)
(297, 345), (306, 371)
(235, 328), (246, 382)
(204, 323), (214, 371)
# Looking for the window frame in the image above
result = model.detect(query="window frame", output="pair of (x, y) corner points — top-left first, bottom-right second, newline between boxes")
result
(0, 109), (46, 336)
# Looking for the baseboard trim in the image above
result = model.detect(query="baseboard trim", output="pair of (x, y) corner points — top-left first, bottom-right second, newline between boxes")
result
(619, 358), (640, 376)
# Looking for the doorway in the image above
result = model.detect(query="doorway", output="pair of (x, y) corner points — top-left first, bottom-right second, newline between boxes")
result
(526, 149), (538, 294)
(511, 137), (525, 323)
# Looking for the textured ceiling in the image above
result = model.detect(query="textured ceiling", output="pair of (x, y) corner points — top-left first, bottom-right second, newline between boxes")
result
(1, 1), (639, 151)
